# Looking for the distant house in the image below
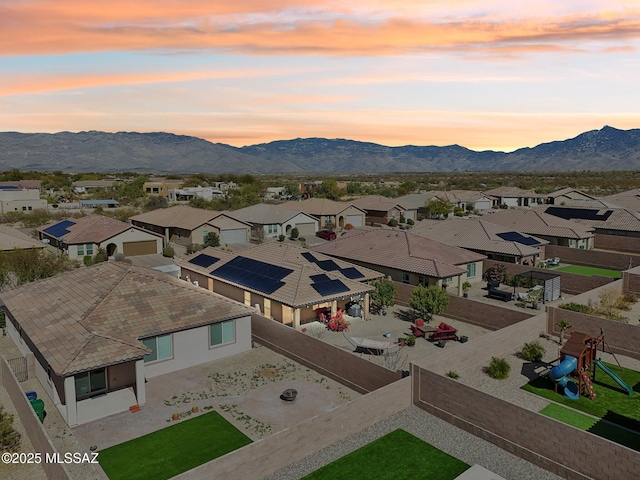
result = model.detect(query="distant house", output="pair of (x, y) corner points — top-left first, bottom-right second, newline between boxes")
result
(545, 187), (595, 205)
(483, 209), (594, 249)
(168, 186), (224, 202)
(397, 190), (494, 216)
(543, 202), (640, 238)
(143, 178), (184, 197)
(130, 205), (251, 246)
(0, 226), (46, 252)
(1, 262), (253, 426)
(79, 199), (119, 209)
(0, 185), (47, 214)
(37, 214), (163, 258)
(279, 198), (366, 229)
(412, 218), (547, 265)
(179, 243), (382, 326)
(349, 195), (416, 224)
(484, 186), (544, 208)
(601, 188), (640, 213)
(73, 179), (123, 194)
(312, 229), (486, 295)
(228, 203), (319, 239)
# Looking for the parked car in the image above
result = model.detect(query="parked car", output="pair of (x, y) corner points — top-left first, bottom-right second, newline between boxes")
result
(316, 229), (337, 240)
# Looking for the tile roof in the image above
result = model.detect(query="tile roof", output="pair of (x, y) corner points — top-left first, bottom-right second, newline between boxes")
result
(601, 190), (640, 212)
(349, 195), (412, 212)
(546, 187), (595, 200)
(484, 186), (543, 198)
(0, 226), (46, 251)
(411, 218), (546, 256)
(130, 205), (221, 230)
(483, 209), (594, 239)
(541, 204), (640, 232)
(396, 190), (492, 209)
(37, 215), (133, 244)
(0, 262), (252, 376)
(179, 243), (379, 308)
(279, 198), (365, 216)
(228, 204), (315, 225)
(311, 229), (485, 278)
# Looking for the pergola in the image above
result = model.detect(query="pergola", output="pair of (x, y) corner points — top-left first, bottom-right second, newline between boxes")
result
(513, 270), (561, 303)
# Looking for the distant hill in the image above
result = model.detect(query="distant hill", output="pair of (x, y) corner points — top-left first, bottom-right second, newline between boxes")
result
(1, 126), (639, 173)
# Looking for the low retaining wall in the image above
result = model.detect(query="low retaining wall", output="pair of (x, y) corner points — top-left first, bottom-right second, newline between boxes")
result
(482, 259), (616, 295)
(1, 356), (70, 480)
(413, 366), (640, 480)
(443, 295), (534, 330)
(251, 314), (403, 394)
(175, 377), (412, 480)
(545, 245), (640, 270)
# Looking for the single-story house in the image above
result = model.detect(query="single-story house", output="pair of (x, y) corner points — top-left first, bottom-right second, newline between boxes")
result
(179, 242), (383, 327)
(1, 261), (254, 426)
(130, 205), (251, 247)
(545, 188), (595, 205)
(483, 209), (595, 249)
(37, 214), (164, 258)
(412, 218), (547, 265)
(79, 199), (119, 209)
(543, 202), (640, 238)
(311, 229), (486, 295)
(143, 178), (184, 197)
(168, 186), (224, 202)
(280, 198), (366, 229)
(601, 188), (640, 213)
(484, 186), (544, 208)
(227, 204), (319, 240)
(0, 226), (46, 252)
(73, 179), (123, 194)
(349, 195), (416, 224)
(397, 190), (494, 216)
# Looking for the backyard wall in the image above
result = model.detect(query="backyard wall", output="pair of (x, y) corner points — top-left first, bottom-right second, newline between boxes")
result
(595, 234), (640, 255)
(482, 259), (616, 295)
(545, 245), (640, 271)
(412, 366), (640, 480)
(175, 377), (411, 480)
(1, 356), (71, 480)
(251, 313), (403, 394)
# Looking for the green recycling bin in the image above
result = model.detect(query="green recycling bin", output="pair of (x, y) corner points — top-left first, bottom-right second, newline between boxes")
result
(30, 398), (45, 423)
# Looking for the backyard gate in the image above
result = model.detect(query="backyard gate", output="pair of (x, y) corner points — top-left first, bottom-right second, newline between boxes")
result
(7, 356), (28, 382)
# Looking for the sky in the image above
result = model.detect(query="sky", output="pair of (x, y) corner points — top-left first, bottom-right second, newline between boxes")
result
(1, 0), (640, 152)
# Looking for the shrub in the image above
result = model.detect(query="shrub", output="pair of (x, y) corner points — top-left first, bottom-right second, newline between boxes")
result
(399, 215), (406, 223)
(83, 255), (94, 266)
(163, 246), (175, 258)
(406, 218), (414, 225)
(0, 404), (21, 453)
(278, 234), (285, 242)
(298, 237), (305, 242)
(387, 219), (398, 227)
(445, 371), (460, 380)
(487, 357), (510, 379)
(344, 223), (354, 230)
(521, 341), (545, 362)
(186, 243), (203, 254)
(203, 232), (220, 248)
(114, 253), (126, 262)
(290, 227), (299, 239)
(559, 302), (593, 314)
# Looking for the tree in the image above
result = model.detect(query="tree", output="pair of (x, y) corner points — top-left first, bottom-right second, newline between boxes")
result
(204, 231), (220, 248)
(2, 249), (78, 288)
(252, 225), (265, 244)
(346, 182), (362, 195)
(143, 195), (168, 211)
(425, 198), (453, 219)
(409, 284), (449, 320)
(283, 182), (299, 197)
(556, 319), (572, 345)
(484, 264), (507, 285)
(370, 278), (397, 312)
(318, 178), (341, 200)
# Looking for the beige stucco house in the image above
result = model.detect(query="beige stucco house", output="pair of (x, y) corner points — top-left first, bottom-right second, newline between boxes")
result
(280, 198), (366, 229)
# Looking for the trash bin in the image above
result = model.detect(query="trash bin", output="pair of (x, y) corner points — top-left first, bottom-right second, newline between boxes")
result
(26, 391), (38, 402)
(347, 303), (362, 317)
(30, 399), (45, 423)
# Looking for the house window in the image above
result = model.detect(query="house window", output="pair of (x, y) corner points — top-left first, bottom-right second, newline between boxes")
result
(445, 277), (453, 283)
(418, 275), (426, 286)
(22, 206), (27, 211)
(152, 188), (159, 193)
(28, 206), (33, 211)
(142, 334), (173, 363)
(210, 320), (235, 347)
(74, 368), (107, 399)
(268, 224), (278, 234)
(77, 244), (84, 256)
(391, 211), (396, 219)
(402, 273), (410, 284)
(323, 216), (332, 224)
(466, 263), (477, 278)
(203, 230), (208, 242)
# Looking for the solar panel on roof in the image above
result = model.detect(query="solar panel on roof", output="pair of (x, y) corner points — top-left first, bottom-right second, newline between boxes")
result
(316, 259), (341, 271)
(311, 279), (350, 296)
(496, 232), (540, 246)
(0, 185), (18, 190)
(188, 253), (220, 268)
(210, 256), (293, 295)
(545, 206), (613, 222)
(340, 267), (365, 279)
(43, 220), (76, 238)
(301, 252), (317, 262)
(310, 273), (331, 283)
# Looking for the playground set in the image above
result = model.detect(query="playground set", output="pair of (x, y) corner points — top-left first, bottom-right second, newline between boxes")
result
(549, 331), (634, 400)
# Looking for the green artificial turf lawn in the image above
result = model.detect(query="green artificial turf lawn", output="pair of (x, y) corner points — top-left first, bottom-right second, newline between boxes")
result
(540, 404), (640, 451)
(523, 362), (640, 431)
(98, 411), (252, 480)
(302, 429), (469, 480)
(553, 265), (621, 278)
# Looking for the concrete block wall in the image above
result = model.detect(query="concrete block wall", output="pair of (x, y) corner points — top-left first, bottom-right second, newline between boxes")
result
(545, 245), (640, 271)
(443, 294), (535, 330)
(413, 366), (640, 480)
(1, 356), (70, 480)
(175, 377), (412, 480)
(595, 234), (640, 255)
(251, 313), (403, 394)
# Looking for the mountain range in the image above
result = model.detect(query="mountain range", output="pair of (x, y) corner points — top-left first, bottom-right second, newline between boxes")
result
(1, 126), (639, 174)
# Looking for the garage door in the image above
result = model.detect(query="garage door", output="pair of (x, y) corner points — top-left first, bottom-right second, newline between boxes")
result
(123, 240), (158, 256)
(295, 222), (316, 238)
(220, 228), (247, 245)
(345, 214), (363, 227)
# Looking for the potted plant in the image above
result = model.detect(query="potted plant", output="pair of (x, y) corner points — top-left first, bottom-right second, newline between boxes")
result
(462, 281), (472, 298)
(406, 334), (416, 347)
(398, 337), (406, 347)
(528, 288), (543, 310)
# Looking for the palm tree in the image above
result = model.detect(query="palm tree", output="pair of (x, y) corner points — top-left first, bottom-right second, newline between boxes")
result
(556, 319), (572, 345)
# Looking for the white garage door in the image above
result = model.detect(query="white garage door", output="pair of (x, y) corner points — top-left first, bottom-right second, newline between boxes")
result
(345, 214), (363, 227)
(295, 222), (316, 237)
(220, 228), (247, 245)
